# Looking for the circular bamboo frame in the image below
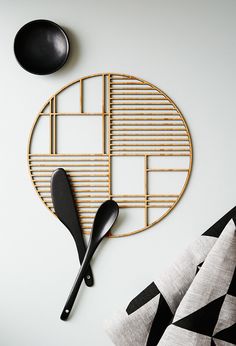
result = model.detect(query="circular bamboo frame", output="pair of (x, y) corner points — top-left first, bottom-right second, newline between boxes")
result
(28, 73), (193, 237)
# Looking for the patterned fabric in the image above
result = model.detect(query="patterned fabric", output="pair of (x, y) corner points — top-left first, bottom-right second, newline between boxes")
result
(104, 207), (236, 346)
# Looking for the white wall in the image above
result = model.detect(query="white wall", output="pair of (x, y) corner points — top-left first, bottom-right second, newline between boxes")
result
(0, 0), (236, 345)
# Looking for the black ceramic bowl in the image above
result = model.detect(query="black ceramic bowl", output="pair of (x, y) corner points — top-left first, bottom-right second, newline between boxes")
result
(14, 19), (70, 75)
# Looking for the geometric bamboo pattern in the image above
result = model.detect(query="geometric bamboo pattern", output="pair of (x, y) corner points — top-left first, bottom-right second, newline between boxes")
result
(28, 73), (193, 237)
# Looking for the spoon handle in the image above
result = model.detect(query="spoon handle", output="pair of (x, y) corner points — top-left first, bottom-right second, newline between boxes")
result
(60, 245), (95, 321)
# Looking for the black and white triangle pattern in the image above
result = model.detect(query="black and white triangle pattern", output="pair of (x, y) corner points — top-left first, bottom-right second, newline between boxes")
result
(105, 207), (236, 346)
(173, 295), (236, 344)
(158, 216), (236, 345)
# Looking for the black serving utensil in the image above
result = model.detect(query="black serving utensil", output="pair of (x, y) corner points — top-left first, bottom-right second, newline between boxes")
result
(60, 200), (119, 321)
(51, 168), (93, 287)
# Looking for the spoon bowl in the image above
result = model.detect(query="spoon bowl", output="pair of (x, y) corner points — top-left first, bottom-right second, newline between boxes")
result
(91, 200), (119, 243)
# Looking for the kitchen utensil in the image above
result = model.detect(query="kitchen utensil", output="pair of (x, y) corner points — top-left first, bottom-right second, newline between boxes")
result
(60, 200), (119, 320)
(51, 168), (93, 287)
(14, 19), (69, 75)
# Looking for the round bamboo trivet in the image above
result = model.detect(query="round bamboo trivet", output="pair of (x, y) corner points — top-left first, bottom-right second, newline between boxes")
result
(28, 73), (192, 237)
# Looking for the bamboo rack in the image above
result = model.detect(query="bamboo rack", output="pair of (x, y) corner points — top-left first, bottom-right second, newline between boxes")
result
(28, 73), (193, 237)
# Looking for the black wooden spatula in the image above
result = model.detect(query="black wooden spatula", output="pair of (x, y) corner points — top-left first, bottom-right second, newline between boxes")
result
(51, 168), (93, 287)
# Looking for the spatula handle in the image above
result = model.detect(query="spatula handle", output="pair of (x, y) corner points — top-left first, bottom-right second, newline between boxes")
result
(60, 246), (95, 321)
(73, 230), (93, 287)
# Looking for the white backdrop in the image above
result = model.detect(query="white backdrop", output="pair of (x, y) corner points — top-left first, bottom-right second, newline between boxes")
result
(0, 0), (236, 345)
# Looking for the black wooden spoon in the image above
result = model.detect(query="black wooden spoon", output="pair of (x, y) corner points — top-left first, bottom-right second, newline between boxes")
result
(60, 200), (119, 321)
(51, 168), (93, 287)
